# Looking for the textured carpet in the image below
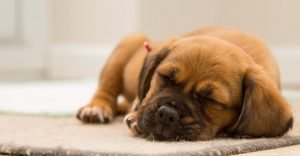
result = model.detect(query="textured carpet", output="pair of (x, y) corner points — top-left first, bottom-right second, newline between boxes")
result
(0, 104), (300, 156)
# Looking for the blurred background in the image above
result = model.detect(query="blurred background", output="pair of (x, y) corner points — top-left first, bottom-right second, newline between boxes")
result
(0, 0), (300, 114)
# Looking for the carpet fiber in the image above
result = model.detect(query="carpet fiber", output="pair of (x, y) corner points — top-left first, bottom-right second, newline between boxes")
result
(1, 104), (300, 156)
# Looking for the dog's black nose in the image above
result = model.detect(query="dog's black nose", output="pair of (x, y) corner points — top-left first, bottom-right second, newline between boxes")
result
(156, 106), (179, 124)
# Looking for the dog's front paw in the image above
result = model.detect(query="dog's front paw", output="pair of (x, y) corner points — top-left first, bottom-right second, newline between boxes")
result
(124, 112), (140, 136)
(77, 102), (114, 124)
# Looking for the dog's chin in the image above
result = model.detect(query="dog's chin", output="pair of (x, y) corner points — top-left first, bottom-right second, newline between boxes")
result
(144, 130), (205, 141)
(146, 133), (180, 141)
(137, 112), (205, 141)
(143, 131), (195, 141)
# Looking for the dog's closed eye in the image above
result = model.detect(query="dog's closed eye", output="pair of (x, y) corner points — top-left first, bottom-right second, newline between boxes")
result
(157, 70), (179, 86)
(159, 73), (175, 83)
(192, 88), (227, 110)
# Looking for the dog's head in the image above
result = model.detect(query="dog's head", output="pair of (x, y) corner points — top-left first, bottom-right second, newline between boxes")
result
(136, 36), (293, 141)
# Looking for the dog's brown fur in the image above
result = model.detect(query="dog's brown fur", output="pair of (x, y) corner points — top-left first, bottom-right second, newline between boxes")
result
(77, 27), (293, 141)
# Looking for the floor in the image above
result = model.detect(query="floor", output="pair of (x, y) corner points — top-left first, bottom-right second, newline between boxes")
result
(0, 80), (97, 115)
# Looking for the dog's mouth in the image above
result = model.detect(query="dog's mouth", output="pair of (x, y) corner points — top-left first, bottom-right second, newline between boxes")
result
(148, 133), (180, 141)
(137, 104), (200, 141)
(144, 126), (175, 141)
(139, 123), (200, 141)
(152, 124), (178, 140)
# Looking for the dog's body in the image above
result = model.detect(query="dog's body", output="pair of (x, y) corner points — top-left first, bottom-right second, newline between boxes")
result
(77, 27), (293, 141)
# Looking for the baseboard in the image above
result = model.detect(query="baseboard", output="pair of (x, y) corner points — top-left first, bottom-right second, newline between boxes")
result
(47, 44), (300, 87)
(46, 44), (114, 79)
(0, 47), (45, 80)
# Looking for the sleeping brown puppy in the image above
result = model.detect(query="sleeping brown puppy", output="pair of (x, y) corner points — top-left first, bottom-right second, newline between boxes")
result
(76, 26), (293, 141)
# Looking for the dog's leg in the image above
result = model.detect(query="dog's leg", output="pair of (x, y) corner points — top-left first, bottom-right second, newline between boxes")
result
(117, 98), (130, 115)
(77, 33), (148, 123)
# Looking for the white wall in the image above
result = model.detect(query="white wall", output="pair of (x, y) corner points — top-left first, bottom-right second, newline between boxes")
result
(139, 0), (300, 46)
(49, 0), (300, 46)
(50, 0), (139, 44)
(0, 0), (48, 79)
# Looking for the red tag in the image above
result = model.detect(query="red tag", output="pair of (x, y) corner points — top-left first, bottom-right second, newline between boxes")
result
(144, 41), (152, 53)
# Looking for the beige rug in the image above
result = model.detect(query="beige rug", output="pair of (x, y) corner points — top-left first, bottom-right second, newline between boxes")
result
(1, 104), (300, 156)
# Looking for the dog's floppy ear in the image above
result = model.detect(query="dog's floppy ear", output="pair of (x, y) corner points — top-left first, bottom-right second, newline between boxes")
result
(229, 65), (293, 137)
(138, 47), (170, 101)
